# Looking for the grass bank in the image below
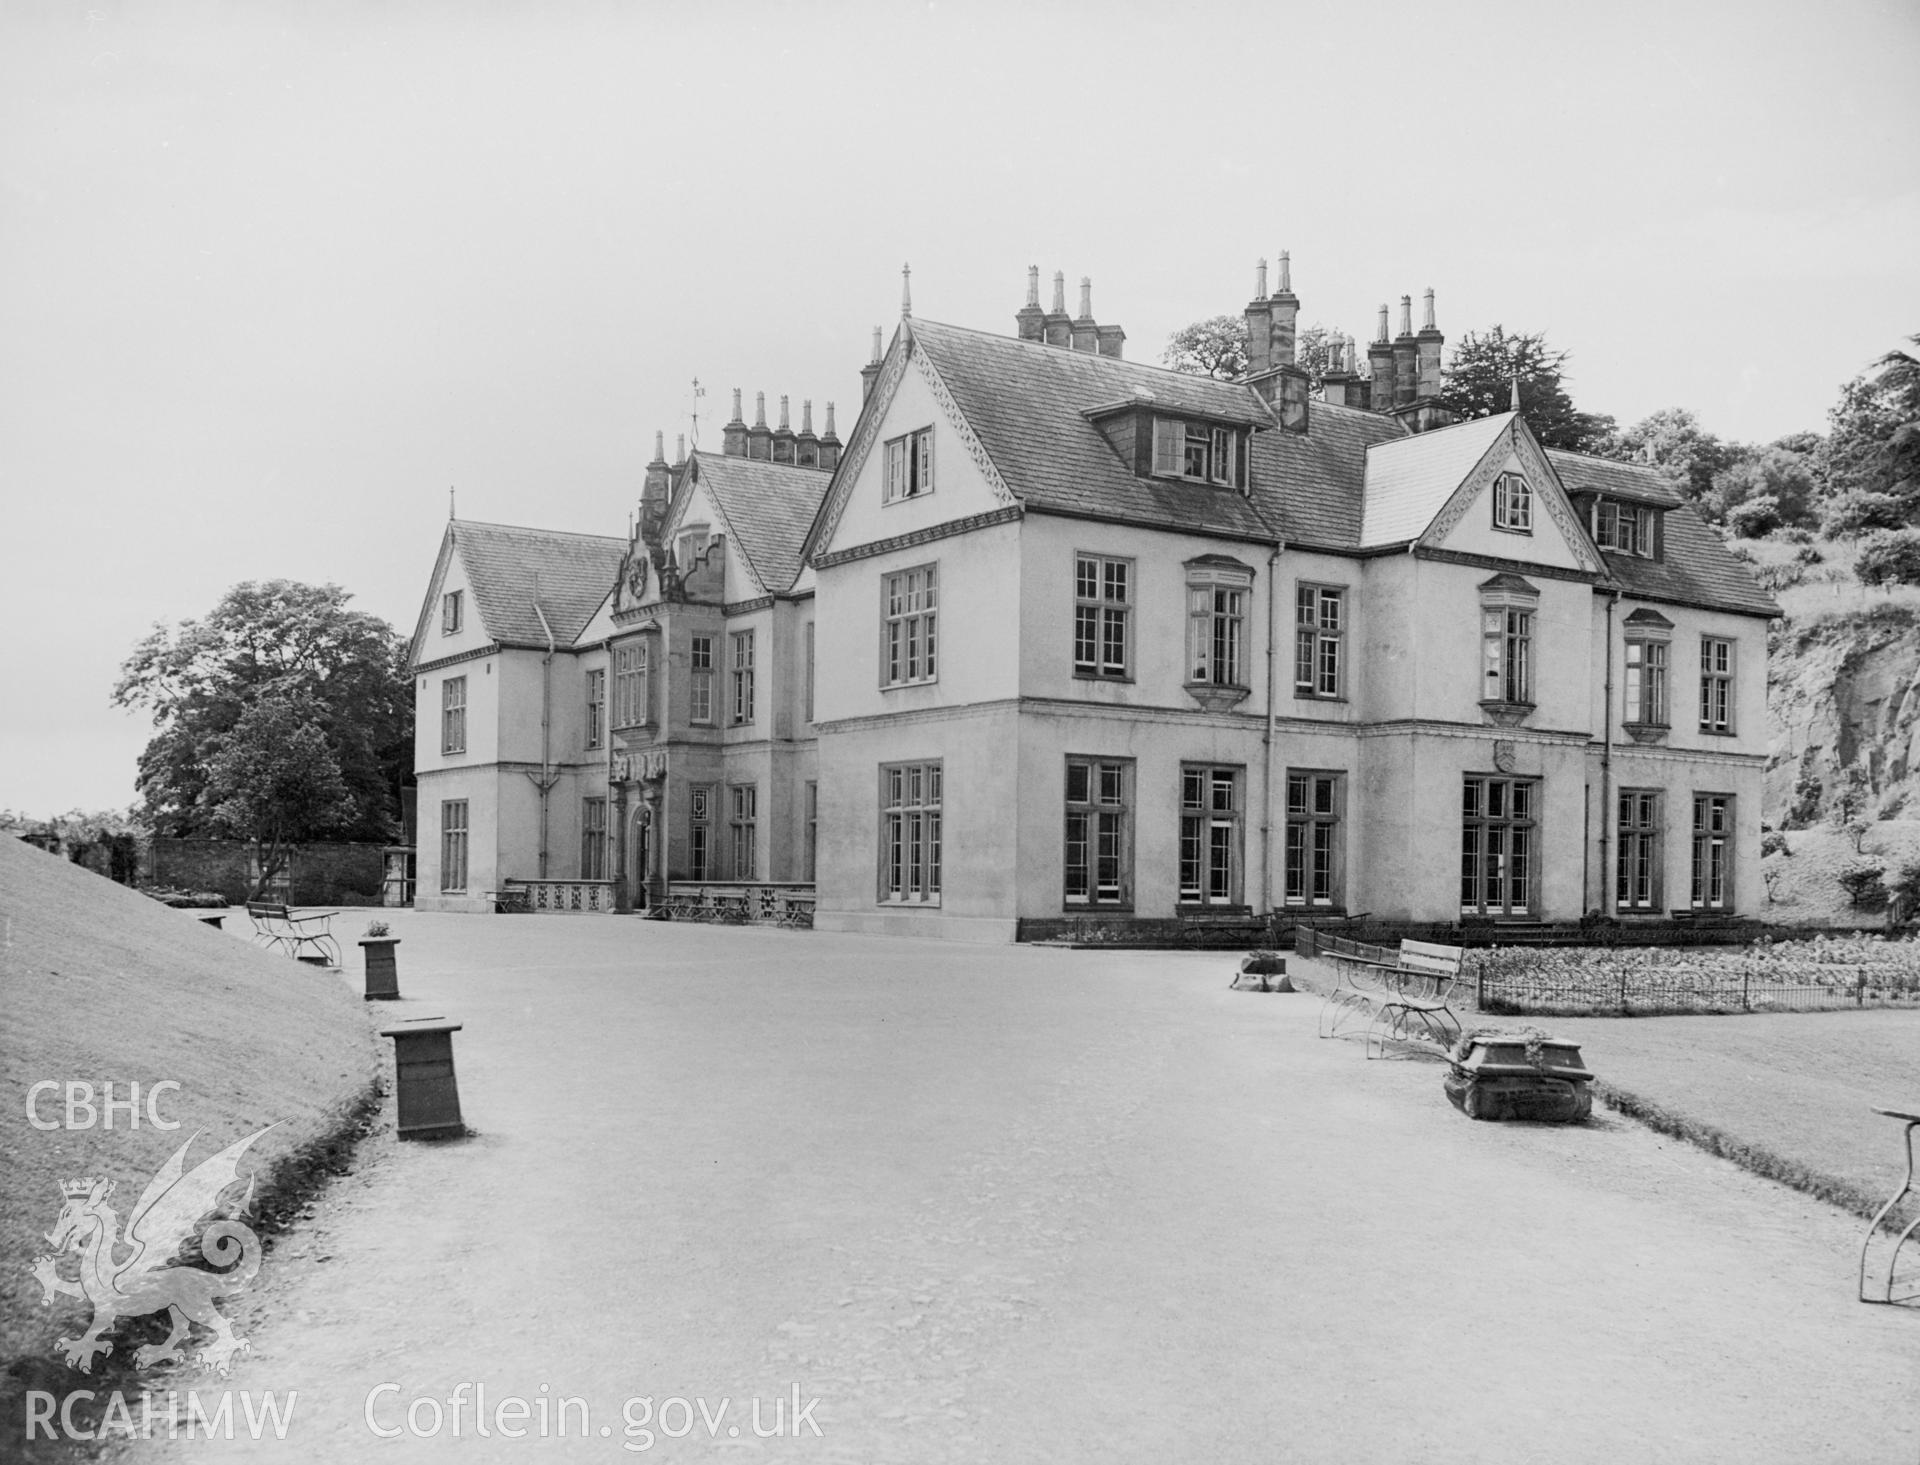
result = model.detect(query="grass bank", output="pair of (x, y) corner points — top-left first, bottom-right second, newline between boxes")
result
(0, 837), (382, 1444)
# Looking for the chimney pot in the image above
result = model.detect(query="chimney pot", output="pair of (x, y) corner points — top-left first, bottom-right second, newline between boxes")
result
(730, 388), (743, 422)
(901, 262), (912, 319)
(754, 391), (767, 427)
(871, 326), (882, 363)
(1051, 270), (1066, 315)
(825, 401), (837, 437)
(801, 399), (813, 434)
(1376, 304), (1390, 343)
(1278, 250), (1292, 294)
(1026, 265), (1040, 307)
(1077, 276), (1093, 320)
(778, 394), (790, 429)
(1422, 287), (1436, 332)
(1398, 294), (1413, 338)
(1255, 257), (1268, 300)
(652, 429), (665, 463)
(675, 433), (686, 464)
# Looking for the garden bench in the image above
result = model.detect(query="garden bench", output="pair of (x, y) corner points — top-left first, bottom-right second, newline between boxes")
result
(489, 887), (531, 914)
(1315, 935), (1464, 1059)
(245, 901), (341, 966)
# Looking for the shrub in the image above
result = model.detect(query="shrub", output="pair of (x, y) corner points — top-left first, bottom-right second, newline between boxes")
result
(1888, 861), (1920, 910)
(1838, 858), (1888, 909)
(364, 919), (391, 938)
(1855, 529), (1920, 587)
(1791, 542), (1824, 565)
(1725, 493), (1783, 538)
(1752, 560), (1805, 592)
(1760, 830), (1791, 859)
(1822, 489), (1911, 537)
(1781, 526), (1817, 546)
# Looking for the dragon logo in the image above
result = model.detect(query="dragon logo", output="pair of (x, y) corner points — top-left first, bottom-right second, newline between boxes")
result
(32, 1126), (274, 1376)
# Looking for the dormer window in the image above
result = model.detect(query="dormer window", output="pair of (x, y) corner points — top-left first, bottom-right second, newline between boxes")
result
(1151, 417), (1239, 487)
(1492, 472), (1532, 533)
(1594, 499), (1658, 557)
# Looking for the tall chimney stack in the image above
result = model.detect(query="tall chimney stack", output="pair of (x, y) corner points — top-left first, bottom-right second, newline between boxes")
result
(796, 398), (819, 468)
(1392, 294), (1419, 408)
(1245, 258), (1274, 377)
(1367, 303), (1397, 414)
(818, 401), (841, 472)
(1072, 276), (1099, 352)
(722, 388), (748, 457)
(1043, 270), (1072, 347)
(748, 391), (773, 460)
(1267, 249), (1299, 367)
(641, 430), (671, 541)
(772, 394), (796, 464)
(1015, 265), (1045, 341)
(1416, 287), (1444, 399)
(860, 326), (883, 404)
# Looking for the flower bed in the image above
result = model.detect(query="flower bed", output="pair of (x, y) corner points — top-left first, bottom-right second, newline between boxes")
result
(1471, 933), (1920, 1016)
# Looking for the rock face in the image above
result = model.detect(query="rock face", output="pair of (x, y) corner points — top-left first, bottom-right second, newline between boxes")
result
(1768, 606), (1920, 826)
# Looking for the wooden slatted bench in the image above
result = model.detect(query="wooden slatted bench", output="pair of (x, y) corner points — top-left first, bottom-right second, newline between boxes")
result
(245, 901), (341, 966)
(1315, 935), (1465, 1059)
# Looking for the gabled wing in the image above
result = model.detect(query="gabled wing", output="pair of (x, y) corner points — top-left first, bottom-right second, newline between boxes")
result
(119, 1124), (276, 1283)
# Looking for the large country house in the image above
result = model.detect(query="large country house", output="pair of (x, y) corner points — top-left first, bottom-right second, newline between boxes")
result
(410, 261), (1778, 939)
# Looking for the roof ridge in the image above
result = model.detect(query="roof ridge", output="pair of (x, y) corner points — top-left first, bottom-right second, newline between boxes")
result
(456, 517), (626, 545)
(909, 317), (1268, 398)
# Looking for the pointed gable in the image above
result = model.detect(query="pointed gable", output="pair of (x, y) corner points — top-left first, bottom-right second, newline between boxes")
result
(410, 520), (626, 667)
(1359, 413), (1514, 546)
(684, 452), (832, 597)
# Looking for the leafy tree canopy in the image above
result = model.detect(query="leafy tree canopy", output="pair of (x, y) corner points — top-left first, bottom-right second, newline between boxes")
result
(1435, 326), (1615, 451)
(1705, 447), (1820, 535)
(1596, 407), (1741, 502)
(114, 580), (411, 842)
(1825, 333), (1920, 521)
(1163, 315), (1248, 380)
(206, 695), (359, 895)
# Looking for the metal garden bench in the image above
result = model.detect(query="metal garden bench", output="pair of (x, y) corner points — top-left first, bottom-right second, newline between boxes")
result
(1316, 935), (1465, 1058)
(245, 901), (341, 965)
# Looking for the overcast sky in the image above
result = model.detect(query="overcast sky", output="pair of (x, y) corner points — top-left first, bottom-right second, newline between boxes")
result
(3, 0), (1917, 816)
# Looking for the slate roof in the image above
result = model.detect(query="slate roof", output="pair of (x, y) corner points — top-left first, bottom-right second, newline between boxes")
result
(1359, 412), (1515, 547)
(864, 319), (1777, 619)
(687, 452), (831, 596)
(1549, 451), (1782, 617)
(908, 319), (1279, 541)
(450, 519), (627, 649)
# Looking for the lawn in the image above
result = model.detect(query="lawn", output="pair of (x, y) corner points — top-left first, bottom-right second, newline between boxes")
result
(1291, 948), (1920, 1225)
(0, 837), (380, 1421)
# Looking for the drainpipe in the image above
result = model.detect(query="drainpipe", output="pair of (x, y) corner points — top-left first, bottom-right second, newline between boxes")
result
(1260, 539), (1286, 922)
(531, 600), (558, 879)
(605, 635), (628, 913)
(1599, 589), (1619, 915)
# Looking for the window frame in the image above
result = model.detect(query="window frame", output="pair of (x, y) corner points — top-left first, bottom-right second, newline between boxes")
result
(581, 796), (608, 880)
(883, 427), (935, 503)
(729, 783), (757, 881)
(1624, 636), (1671, 728)
(585, 667), (606, 750)
(1063, 756), (1133, 909)
(689, 635), (714, 726)
(880, 563), (939, 688)
(1293, 583), (1345, 700)
(730, 630), (755, 726)
(688, 784), (714, 881)
(441, 676), (467, 755)
(1283, 770), (1344, 910)
(1615, 788), (1661, 913)
(613, 643), (649, 729)
(442, 589), (463, 635)
(1073, 554), (1133, 681)
(1491, 472), (1532, 534)
(1691, 793), (1734, 912)
(879, 761), (943, 906)
(1178, 764), (1244, 908)
(440, 800), (469, 893)
(1699, 636), (1735, 734)
(1151, 416), (1238, 487)
(1595, 499), (1657, 558)
(1460, 774), (1538, 918)
(1186, 563), (1253, 691)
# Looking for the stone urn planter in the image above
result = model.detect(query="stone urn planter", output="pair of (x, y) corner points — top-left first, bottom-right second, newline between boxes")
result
(1231, 950), (1292, 992)
(359, 937), (401, 1001)
(1444, 1028), (1593, 1122)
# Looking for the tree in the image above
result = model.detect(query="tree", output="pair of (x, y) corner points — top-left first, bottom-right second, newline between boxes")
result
(114, 581), (411, 841)
(1434, 326), (1615, 451)
(205, 696), (358, 896)
(1162, 316), (1248, 380)
(1705, 446), (1819, 533)
(1822, 333), (1920, 528)
(1837, 858), (1888, 909)
(1855, 528), (1920, 587)
(1597, 408), (1740, 502)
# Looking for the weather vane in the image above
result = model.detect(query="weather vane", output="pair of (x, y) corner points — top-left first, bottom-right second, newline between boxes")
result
(689, 377), (707, 447)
